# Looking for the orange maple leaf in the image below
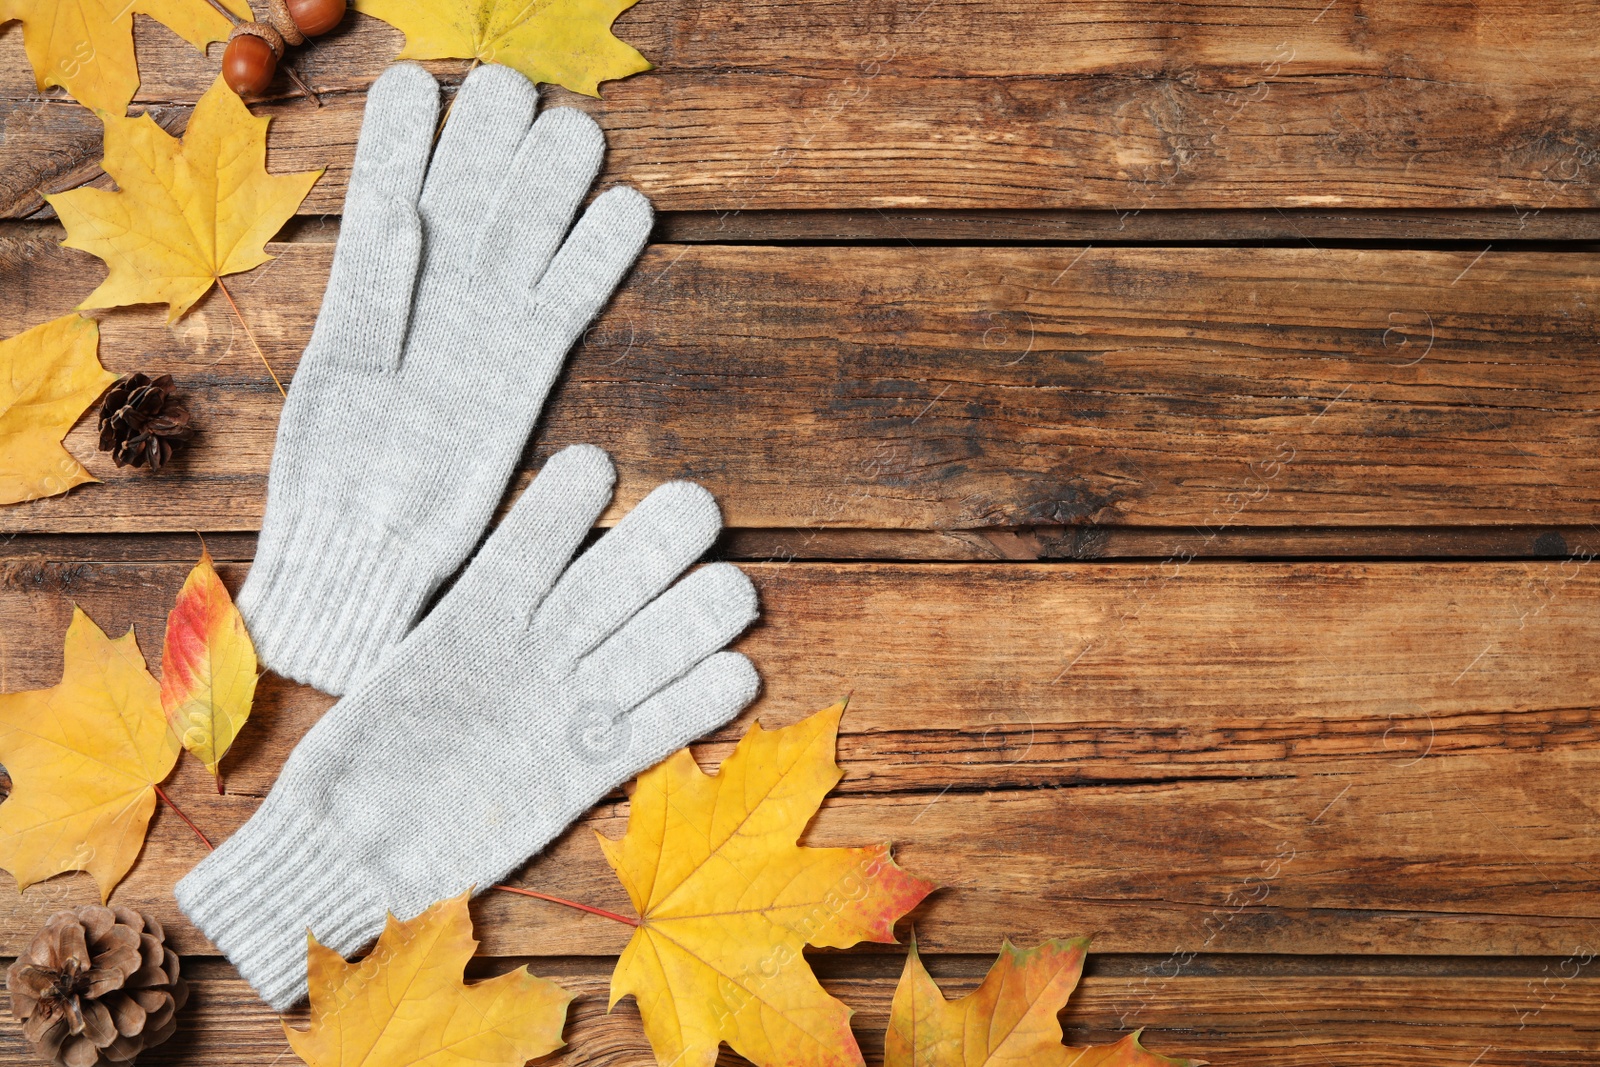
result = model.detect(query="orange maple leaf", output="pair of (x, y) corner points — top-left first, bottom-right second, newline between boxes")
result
(0, 607), (179, 901)
(886, 938), (1204, 1067)
(0, 314), (116, 506)
(286, 892), (572, 1067)
(352, 0), (651, 97)
(0, 0), (251, 114)
(48, 76), (323, 322)
(599, 700), (936, 1067)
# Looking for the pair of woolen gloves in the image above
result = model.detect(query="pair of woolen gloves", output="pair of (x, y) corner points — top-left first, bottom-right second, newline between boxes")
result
(172, 62), (762, 1009)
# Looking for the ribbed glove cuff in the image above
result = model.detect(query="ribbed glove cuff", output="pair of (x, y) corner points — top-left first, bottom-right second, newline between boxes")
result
(239, 516), (429, 695)
(174, 805), (387, 1010)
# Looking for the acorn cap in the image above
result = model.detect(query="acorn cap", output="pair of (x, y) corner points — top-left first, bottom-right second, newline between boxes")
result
(262, 0), (308, 45)
(227, 20), (286, 58)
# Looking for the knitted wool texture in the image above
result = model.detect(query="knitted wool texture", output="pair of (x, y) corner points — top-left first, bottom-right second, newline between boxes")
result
(238, 61), (653, 696)
(176, 445), (761, 1009)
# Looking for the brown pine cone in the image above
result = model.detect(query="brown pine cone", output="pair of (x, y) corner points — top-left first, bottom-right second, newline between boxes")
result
(97, 374), (196, 471)
(6, 906), (188, 1067)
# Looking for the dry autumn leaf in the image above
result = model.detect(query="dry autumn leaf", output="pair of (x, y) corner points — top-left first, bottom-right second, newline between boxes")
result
(0, 314), (116, 507)
(0, 0), (251, 113)
(352, 0), (651, 96)
(886, 938), (1202, 1067)
(0, 607), (179, 902)
(47, 76), (323, 322)
(599, 700), (935, 1067)
(286, 891), (573, 1067)
(161, 548), (257, 790)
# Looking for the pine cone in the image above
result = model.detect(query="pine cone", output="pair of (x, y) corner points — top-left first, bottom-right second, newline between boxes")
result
(6, 906), (188, 1067)
(97, 374), (195, 471)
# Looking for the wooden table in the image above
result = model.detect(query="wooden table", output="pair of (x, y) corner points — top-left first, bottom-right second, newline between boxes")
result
(3, 0), (1599, 1063)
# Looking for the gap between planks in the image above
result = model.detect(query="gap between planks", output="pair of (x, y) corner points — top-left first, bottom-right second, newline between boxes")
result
(256, 210), (1600, 247)
(2, 527), (1596, 564)
(99, 952), (1600, 981)
(13, 210), (1600, 244)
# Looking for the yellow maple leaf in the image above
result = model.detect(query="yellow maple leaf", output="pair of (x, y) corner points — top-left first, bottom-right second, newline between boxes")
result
(286, 891), (573, 1067)
(47, 76), (324, 322)
(885, 938), (1204, 1067)
(161, 547), (257, 788)
(353, 0), (651, 96)
(0, 0), (251, 114)
(0, 606), (179, 902)
(599, 700), (936, 1067)
(0, 314), (116, 507)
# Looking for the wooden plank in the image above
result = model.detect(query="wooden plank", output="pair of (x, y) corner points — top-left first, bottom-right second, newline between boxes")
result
(0, 561), (1595, 958)
(4, 234), (1599, 533)
(3, 963), (1594, 1066)
(5, 0), (1600, 215)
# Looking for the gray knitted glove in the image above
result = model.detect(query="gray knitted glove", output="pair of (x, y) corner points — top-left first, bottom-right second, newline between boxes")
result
(176, 445), (760, 1009)
(239, 61), (652, 695)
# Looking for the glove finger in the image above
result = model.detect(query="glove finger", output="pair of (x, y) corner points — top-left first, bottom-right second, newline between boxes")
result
(467, 652), (757, 898)
(419, 64), (538, 277)
(575, 562), (758, 712)
(531, 480), (721, 666)
(309, 63), (437, 373)
(613, 652), (760, 770)
(348, 63), (438, 204)
(529, 185), (652, 345)
(473, 108), (606, 293)
(430, 445), (616, 627)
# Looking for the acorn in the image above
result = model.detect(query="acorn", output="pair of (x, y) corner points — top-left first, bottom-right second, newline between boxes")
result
(282, 0), (346, 37)
(222, 24), (282, 96)
(220, 0), (346, 97)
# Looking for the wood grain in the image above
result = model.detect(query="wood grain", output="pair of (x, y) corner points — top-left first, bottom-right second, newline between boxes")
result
(0, 560), (1594, 960)
(3, 232), (1599, 533)
(5, 0), (1600, 215)
(3, 962), (1595, 1067)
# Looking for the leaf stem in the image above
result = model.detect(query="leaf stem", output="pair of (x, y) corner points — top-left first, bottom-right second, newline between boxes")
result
(280, 62), (324, 107)
(216, 275), (286, 398)
(153, 784), (214, 850)
(197, 0), (243, 25)
(491, 884), (638, 927)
